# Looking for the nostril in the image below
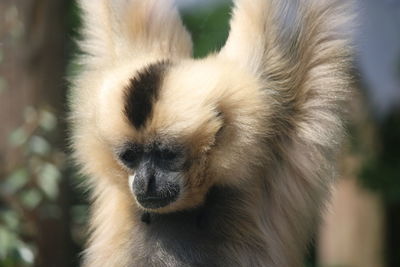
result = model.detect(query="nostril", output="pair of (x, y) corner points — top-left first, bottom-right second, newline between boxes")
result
(146, 174), (157, 195)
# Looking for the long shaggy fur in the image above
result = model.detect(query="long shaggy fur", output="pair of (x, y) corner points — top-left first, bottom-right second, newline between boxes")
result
(69, 0), (354, 266)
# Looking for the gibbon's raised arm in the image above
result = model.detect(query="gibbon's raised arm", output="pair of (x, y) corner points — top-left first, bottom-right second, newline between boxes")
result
(217, 2), (355, 263)
(78, 0), (193, 67)
(221, 0), (354, 147)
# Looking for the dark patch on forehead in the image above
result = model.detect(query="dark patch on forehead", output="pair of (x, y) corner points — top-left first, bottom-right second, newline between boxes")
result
(124, 61), (171, 129)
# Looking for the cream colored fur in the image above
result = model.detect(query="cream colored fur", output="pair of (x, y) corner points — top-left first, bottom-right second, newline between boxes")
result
(69, 0), (354, 266)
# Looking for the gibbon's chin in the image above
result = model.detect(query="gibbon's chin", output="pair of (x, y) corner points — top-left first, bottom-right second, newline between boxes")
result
(128, 173), (181, 211)
(128, 172), (212, 214)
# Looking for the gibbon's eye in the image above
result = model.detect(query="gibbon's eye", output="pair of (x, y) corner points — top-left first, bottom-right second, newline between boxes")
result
(155, 148), (180, 162)
(153, 145), (186, 171)
(118, 143), (143, 169)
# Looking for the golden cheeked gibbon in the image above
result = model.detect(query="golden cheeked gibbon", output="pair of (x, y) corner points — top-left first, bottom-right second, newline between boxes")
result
(69, 0), (354, 266)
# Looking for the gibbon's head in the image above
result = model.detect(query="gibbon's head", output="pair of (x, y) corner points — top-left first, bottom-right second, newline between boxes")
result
(87, 56), (270, 213)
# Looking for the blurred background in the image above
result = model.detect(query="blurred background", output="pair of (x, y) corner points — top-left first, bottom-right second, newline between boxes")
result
(0, 0), (399, 266)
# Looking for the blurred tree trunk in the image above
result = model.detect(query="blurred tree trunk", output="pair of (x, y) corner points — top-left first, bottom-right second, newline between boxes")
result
(317, 95), (385, 267)
(0, 0), (69, 157)
(0, 0), (74, 266)
(319, 178), (384, 267)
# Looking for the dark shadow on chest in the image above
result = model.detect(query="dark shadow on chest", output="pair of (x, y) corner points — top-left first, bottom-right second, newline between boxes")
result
(135, 186), (242, 266)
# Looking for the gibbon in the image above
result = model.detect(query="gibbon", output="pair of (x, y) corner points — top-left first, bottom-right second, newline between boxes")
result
(69, 0), (354, 266)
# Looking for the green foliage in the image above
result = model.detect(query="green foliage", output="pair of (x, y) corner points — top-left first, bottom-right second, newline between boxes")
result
(0, 106), (66, 266)
(181, 3), (232, 58)
(0, 224), (34, 266)
(360, 112), (400, 203)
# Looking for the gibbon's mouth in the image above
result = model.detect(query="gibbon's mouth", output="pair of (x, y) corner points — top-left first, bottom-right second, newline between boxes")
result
(133, 181), (180, 210)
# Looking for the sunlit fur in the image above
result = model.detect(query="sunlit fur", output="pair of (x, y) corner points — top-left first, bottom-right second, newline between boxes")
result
(69, 0), (354, 266)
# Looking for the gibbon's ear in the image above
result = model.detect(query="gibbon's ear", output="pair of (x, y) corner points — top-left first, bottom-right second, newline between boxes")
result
(220, 0), (354, 146)
(78, 0), (193, 66)
(219, 0), (275, 76)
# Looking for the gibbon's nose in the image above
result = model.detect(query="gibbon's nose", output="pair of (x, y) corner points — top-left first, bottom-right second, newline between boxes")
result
(132, 168), (180, 209)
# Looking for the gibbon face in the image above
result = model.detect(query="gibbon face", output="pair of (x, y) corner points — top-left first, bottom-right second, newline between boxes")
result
(92, 57), (270, 213)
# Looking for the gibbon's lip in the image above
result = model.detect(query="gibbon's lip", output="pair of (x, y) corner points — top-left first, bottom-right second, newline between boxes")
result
(129, 174), (180, 209)
(135, 183), (180, 209)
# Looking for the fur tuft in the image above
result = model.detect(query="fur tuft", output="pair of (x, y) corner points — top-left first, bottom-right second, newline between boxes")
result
(78, 0), (192, 67)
